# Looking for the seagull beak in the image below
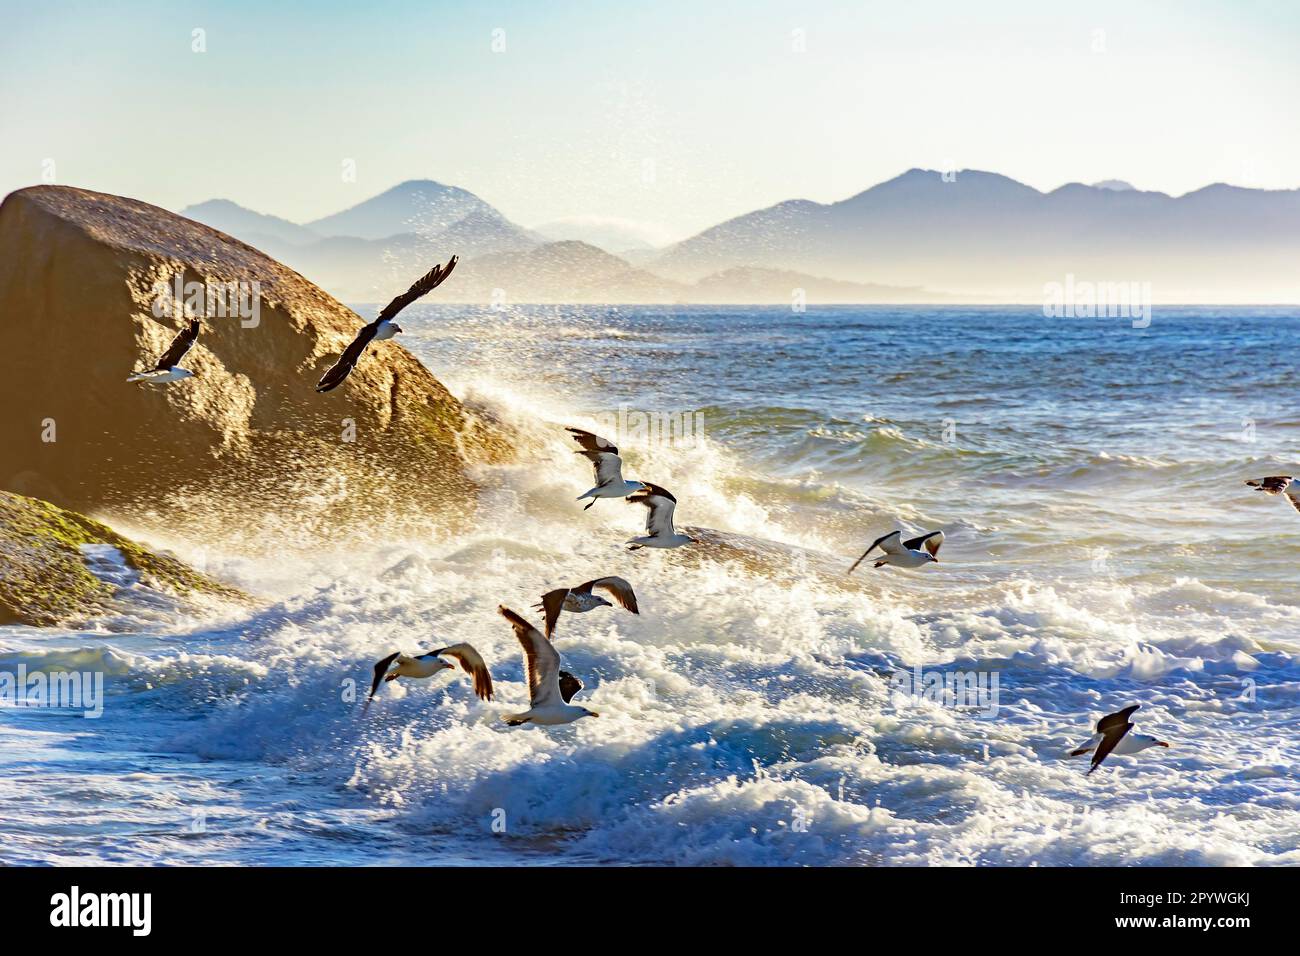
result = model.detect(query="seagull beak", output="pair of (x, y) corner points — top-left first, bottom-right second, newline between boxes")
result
(1157, 741), (1170, 747)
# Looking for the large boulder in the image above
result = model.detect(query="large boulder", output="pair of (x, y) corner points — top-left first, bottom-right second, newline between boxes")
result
(0, 186), (509, 545)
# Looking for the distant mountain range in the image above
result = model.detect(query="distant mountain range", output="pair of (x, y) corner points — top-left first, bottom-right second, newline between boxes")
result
(178, 170), (1300, 304)
(180, 179), (948, 303)
(180, 199), (320, 248)
(649, 169), (1300, 302)
(303, 180), (537, 247)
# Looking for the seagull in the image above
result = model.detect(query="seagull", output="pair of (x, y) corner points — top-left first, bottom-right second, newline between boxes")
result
(316, 256), (458, 393)
(127, 318), (200, 384)
(1245, 476), (1300, 515)
(848, 529), (943, 573)
(367, 643), (493, 704)
(568, 427), (644, 509)
(1068, 704), (1170, 775)
(498, 606), (599, 726)
(626, 483), (696, 550)
(534, 577), (640, 638)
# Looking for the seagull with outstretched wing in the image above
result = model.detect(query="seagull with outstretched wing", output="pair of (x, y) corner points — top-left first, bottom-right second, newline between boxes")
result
(1068, 704), (1170, 775)
(535, 576), (640, 638)
(128, 319), (201, 384)
(568, 427), (644, 509)
(848, 529), (943, 572)
(625, 483), (695, 550)
(316, 256), (458, 393)
(1245, 476), (1300, 515)
(498, 606), (599, 726)
(365, 642), (493, 706)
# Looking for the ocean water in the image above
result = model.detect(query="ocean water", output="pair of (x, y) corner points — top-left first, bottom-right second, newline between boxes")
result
(3, 305), (1299, 866)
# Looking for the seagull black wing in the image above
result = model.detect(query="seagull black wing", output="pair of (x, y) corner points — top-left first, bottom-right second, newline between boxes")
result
(903, 530), (944, 557)
(848, 531), (901, 575)
(151, 319), (201, 371)
(627, 482), (676, 504)
(316, 323), (379, 393)
(368, 652), (401, 701)
(1096, 704), (1140, 734)
(566, 427), (618, 455)
(376, 256), (458, 324)
(558, 670), (583, 704)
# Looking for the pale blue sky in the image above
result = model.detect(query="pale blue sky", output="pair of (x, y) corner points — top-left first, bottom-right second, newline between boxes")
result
(2, 0), (1297, 241)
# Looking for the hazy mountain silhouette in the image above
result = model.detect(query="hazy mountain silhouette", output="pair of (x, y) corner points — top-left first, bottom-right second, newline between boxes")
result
(181, 180), (542, 300)
(449, 241), (685, 303)
(304, 179), (528, 242)
(179, 198), (320, 248)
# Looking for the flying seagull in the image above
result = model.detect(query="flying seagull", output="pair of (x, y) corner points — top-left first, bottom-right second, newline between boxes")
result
(367, 642), (493, 704)
(626, 483), (696, 550)
(1068, 704), (1170, 775)
(1245, 476), (1300, 515)
(316, 256), (458, 393)
(127, 318), (200, 384)
(568, 427), (644, 509)
(534, 576), (640, 638)
(498, 606), (599, 726)
(848, 529), (943, 573)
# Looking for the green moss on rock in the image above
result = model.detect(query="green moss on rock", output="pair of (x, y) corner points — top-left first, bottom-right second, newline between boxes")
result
(0, 491), (245, 627)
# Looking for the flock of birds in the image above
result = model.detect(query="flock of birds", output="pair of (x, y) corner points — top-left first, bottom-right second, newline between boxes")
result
(127, 258), (1300, 770)
(365, 421), (691, 728)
